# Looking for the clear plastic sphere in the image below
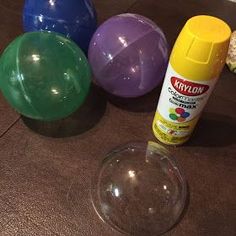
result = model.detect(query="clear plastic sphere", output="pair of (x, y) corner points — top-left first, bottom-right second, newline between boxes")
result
(91, 142), (186, 236)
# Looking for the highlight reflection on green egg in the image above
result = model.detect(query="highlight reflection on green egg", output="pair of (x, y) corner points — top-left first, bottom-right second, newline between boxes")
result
(0, 32), (91, 121)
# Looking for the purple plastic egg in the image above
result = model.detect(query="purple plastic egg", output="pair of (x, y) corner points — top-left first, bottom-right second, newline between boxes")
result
(88, 13), (169, 98)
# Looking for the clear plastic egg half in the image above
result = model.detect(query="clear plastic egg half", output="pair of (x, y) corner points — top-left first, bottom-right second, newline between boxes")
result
(91, 141), (187, 235)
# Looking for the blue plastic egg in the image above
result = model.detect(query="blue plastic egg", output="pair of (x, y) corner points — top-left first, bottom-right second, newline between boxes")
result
(23, 0), (97, 54)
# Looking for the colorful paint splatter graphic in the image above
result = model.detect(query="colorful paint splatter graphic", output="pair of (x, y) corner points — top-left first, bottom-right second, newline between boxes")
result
(169, 108), (190, 122)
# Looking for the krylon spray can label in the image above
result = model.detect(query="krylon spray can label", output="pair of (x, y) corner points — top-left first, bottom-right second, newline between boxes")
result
(153, 64), (215, 145)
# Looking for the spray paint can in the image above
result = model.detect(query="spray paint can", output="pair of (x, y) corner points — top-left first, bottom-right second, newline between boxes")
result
(153, 15), (231, 145)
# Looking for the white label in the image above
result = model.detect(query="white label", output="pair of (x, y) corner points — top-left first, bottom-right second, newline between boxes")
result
(157, 64), (217, 123)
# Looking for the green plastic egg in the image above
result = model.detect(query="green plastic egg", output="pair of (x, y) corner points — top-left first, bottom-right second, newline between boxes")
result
(0, 31), (91, 121)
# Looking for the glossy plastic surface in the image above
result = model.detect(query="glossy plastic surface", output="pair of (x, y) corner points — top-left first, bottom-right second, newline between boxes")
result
(0, 32), (91, 121)
(91, 141), (186, 236)
(88, 14), (169, 98)
(23, 0), (97, 53)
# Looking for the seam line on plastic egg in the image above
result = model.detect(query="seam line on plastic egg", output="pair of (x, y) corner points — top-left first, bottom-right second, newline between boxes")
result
(24, 13), (96, 28)
(15, 35), (42, 118)
(95, 27), (165, 76)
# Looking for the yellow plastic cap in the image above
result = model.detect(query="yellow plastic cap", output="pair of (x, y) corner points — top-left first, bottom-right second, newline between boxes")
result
(170, 15), (231, 81)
